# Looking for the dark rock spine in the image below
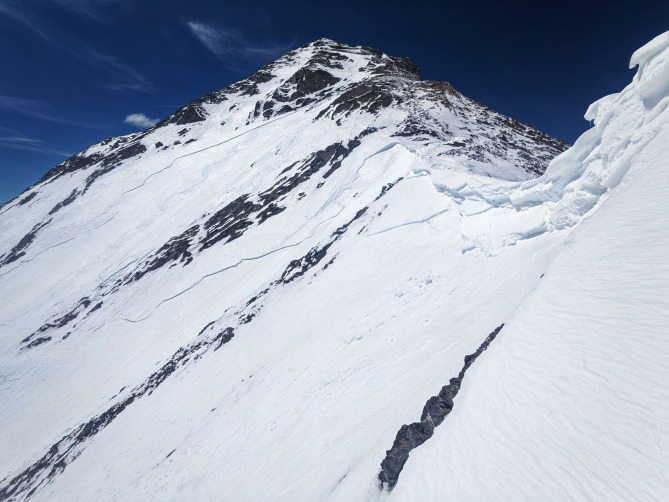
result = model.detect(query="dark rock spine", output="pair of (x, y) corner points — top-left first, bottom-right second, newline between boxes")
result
(378, 323), (505, 490)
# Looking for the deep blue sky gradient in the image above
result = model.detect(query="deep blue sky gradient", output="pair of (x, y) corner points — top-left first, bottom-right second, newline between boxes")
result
(1, 0), (667, 203)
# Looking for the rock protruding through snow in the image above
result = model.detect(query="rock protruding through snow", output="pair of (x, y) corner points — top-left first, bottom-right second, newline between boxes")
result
(379, 324), (504, 490)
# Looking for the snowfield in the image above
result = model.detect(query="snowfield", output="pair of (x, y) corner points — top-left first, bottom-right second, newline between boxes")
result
(0, 33), (667, 501)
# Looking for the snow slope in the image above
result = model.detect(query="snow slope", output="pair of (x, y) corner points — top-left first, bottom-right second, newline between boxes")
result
(391, 31), (669, 501)
(0, 34), (667, 501)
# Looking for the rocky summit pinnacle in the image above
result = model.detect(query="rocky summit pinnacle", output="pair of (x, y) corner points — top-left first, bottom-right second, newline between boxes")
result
(35, 39), (567, 192)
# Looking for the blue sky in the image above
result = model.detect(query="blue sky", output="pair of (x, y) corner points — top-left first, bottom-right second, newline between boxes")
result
(1, 0), (667, 203)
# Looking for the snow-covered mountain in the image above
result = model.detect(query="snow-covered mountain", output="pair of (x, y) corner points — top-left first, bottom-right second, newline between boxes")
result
(0, 33), (667, 501)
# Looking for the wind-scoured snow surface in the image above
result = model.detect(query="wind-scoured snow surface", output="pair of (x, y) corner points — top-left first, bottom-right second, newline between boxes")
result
(0, 35), (666, 501)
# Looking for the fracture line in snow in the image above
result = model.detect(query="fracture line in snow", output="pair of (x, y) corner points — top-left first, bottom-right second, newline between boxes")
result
(0, 212), (117, 279)
(124, 164), (399, 324)
(115, 110), (302, 198)
(106, 96), (349, 215)
(0, 107), (306, 271)
(0, 237), (77, 279)
(312, 141), (406, 220)
(0, 193), (27, 217)
(366, 209), (449, 236)
(123, 209), (345, 323)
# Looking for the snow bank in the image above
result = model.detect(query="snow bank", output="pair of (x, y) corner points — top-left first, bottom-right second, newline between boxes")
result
(456, 29), (669, 255)
(527, 29), (669, 225)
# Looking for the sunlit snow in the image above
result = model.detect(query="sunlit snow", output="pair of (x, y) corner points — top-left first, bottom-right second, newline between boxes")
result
(0, 34), (667, 501)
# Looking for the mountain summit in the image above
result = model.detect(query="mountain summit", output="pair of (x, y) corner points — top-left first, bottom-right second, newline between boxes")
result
(1, 35), (668, 501)
(33, 38), (566, 195)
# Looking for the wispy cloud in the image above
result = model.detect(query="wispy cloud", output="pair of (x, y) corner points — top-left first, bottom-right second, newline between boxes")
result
(0, 95), (107, 129)
(88, 50), (154, 93)
(0, 136), (42, 146)
(0, 3), (152, 93)
(0, 95), (69, 124)
(124, 113), (158, 129)
(0, 1), (53, 41)
(51, 0), (125, 21)
(186, 21), (293, 71)
(0, 136), (70, 156)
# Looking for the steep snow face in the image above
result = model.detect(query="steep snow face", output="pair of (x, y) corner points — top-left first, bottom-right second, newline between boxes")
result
(390, 31), (669, 501)
(0, 34), (666, 501)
